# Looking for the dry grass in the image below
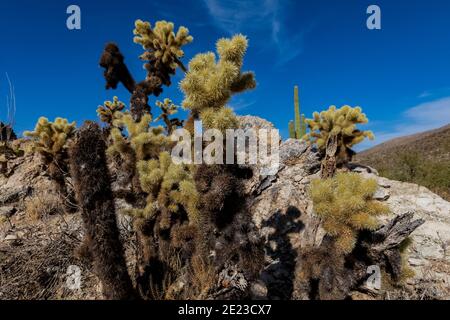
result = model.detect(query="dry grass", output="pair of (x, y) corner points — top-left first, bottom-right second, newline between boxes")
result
(186, 255), (216, 299)
(24, 193), (65, 221)
(0, 212), (104, 300)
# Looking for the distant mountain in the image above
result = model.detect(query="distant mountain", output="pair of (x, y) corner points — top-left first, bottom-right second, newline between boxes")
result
(355, 124), (450, 201)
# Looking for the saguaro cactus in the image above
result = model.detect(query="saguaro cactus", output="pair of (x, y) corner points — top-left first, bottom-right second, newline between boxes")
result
(288, 85), (306, 139)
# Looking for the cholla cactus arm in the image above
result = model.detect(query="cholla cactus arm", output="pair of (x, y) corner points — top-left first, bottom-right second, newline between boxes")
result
(310, 172), (390, 253)
(154, 98), (183, 134)
(200, 107), (238, 131)
(97, 96), (126, 126)
(134, 20), (193, 78)
(99, 43), (136, 93)
(180, 34), (256, 114)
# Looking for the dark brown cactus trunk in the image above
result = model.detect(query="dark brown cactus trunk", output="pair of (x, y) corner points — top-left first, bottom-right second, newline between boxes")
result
(69, 121), (137, 300)
(320, 135), (338, 179)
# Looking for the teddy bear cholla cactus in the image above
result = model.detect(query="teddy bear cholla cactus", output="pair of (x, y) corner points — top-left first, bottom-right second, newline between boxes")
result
(180, 34), (256, 131)
(304, 105), (374, 178)
(105, 109), (200, 298)
(305, 105), (374, 149)
(100, 20), (193, 122)
(310, 172), (390, 253)
(178, 34), (264, 299)
(24, 117), (75, 195)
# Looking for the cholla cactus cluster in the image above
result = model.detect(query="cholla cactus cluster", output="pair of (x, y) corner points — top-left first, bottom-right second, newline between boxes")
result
(24, 117), (76, 161)
(180, 34), (256, 129)
(97, 96), (125, 127)
(304, 105), (374, 151)
(134, 20), (193, 84)
(135, 151), (198, 223)
(310, 172), (389, 253)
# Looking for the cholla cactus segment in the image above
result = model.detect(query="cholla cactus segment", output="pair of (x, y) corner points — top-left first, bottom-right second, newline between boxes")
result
(135, 151), (199, 221)
(133, 20), (193, 71)
(180, 34), (256, 113)
(154, 98), (184, 133)
(97, 96), (125, 126)
(200, 107), (238, 131)
(108, 113), (171, 162)
(304, 105), (374, 150)
(155, 98), (178, 119)
(24, 117), (76, 159)
(310, 172), (390, 253)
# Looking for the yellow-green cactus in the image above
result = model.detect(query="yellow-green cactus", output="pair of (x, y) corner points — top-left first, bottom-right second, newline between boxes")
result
(132, 151), (198, 222)
(133, 20), (193, 72)
(108, 112), (171, 162)
(154, 98), (183, 134)
(200, 107), (238, 131)
(24, 117), (76, 161)
(97, 96), (125, 126)
(304, 105), (374, 150)
(310, 172), (389, 254)
(180, 34), (256, 114)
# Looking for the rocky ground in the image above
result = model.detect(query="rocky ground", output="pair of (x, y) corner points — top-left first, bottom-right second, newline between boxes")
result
(1, 118), (449, 300)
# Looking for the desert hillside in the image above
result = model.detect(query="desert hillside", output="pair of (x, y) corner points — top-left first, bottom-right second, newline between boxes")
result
(356, 124), (450, 201)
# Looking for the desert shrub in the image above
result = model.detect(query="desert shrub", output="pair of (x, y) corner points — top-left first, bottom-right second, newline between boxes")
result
(310, 172), (390, 253)
(377, 151), (450, 201)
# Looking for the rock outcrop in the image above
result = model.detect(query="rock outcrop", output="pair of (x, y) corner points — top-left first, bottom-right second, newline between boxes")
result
(245, 135), (450, 299)
(1, 118), (449, 300)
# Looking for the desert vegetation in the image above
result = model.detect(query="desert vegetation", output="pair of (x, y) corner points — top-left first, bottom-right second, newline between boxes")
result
(0, 17), (432, 301)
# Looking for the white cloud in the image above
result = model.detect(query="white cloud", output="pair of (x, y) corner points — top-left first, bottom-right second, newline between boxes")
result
(357, 97), (450, 151)
(202, 0), (308, 65)
(228, 97), (256, 112)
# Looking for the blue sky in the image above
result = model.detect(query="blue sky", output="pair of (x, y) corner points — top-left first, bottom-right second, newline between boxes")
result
(0, 0), (450, 150)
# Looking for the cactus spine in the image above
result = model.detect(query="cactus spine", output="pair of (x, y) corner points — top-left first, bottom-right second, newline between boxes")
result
(289, 85), (306, 139)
